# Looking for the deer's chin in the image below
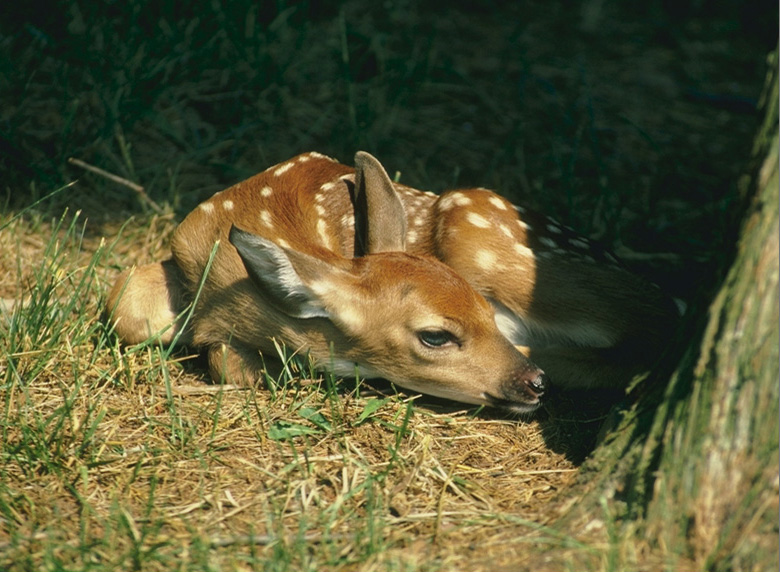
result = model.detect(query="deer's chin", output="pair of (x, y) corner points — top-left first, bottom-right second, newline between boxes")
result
(482, 392), (543, 415)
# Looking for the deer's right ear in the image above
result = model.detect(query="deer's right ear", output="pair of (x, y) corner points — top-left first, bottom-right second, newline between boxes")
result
(229, 226), (331, 320)
(352, 151), (407, 256)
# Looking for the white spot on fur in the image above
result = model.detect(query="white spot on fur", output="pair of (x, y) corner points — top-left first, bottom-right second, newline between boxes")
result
(276, 238), (291, 249)
(297, 155), (311, 163)
(517, 219), (530, 231)
(341, 213), (355, 228)
(490, 299), (531, 345)
(199, 202), (215, 214)
(499, 224), (514, 238)
(320, 181), (337, 192)
(315, 204), (326, 217)
(488, 196), (508, 211)
(466, 212), (491, 228)
(308, 151), (334, 161)
(273, 162), (294, 177)
(475, 249), (498, 270)
(438, 192), (472, 211)
(453, 193), (472, 206)
(223, 200), (234, 211)
(260, 210), (274, 228)
(514, 243), (535, 258)
(407, 230), (418, 243)
(260, 186), (273, 198)
(317, 219), (332, 249)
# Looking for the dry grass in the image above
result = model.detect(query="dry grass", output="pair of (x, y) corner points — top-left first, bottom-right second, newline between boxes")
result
(1, 210), (583, 570)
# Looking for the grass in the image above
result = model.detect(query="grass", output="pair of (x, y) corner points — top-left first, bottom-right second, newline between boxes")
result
(0, 206), (577, 571)
(0, 1), (773, 570)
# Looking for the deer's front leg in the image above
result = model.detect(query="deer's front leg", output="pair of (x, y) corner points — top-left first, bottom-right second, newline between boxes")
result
(207, 342), (266, 386)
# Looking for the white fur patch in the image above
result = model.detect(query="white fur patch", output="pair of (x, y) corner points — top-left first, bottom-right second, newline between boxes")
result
(223, 200), (234, 211)
(273, 162), (294, 177)
(199, 202), (215, 214)
(488, 195), (508, 211)
(466, 212), (491, 228)
(475, 248), (498, 270)
(438, 192), (472, 211)
(341, 213), (355, 228)
(325, 358), (383, 379)
(316, 219), (332, 250)
(260, 185), (273, 198)
(490, 298), (615, 348)
(490, 299), (532, 345)
(514, 243), (535, 258)
(260, 210), (274, 228)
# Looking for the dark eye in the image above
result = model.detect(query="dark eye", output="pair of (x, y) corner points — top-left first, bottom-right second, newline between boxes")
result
(418, 330), (458, 348)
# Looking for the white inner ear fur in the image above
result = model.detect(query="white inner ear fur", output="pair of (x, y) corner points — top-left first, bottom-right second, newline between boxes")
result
(231, 229), (331, 320)
(262, 247), (330, 320)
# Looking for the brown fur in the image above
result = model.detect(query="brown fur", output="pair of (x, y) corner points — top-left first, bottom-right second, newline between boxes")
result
(106, 151), (678, 409)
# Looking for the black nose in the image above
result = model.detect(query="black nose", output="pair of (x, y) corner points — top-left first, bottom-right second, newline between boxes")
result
(523, 370), (546, 397)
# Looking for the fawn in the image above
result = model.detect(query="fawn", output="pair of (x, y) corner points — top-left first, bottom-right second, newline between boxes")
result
(106, 151), (679, 413)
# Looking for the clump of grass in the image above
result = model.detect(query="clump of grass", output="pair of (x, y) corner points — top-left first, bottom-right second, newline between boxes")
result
(0, 206), (577, 571)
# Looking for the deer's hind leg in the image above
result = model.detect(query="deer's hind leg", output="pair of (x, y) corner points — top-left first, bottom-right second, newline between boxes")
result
(106, 259), (191, 346)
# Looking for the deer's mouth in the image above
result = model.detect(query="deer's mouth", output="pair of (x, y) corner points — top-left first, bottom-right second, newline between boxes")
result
(483, 392), (542, 415)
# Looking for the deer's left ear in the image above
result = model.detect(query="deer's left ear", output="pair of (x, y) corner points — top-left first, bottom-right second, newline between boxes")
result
(229, 225), (333, 320)
(352, 151), (407, 256)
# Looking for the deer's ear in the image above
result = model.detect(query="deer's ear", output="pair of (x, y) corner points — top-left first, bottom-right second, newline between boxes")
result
(352, 151), (407, 256)
(229, 225), (332, 320)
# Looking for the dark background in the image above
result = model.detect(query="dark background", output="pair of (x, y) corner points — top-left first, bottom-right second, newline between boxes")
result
(1, 0), (776, 302)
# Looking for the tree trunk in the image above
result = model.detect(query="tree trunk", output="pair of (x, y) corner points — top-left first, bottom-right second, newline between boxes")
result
(554, 50), (779, 571)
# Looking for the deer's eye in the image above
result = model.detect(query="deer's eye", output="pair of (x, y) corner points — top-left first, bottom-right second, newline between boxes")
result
(418, 330), (458, 348)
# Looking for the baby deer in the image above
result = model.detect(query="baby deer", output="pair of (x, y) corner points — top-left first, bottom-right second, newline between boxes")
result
(106, 151), (678, 412)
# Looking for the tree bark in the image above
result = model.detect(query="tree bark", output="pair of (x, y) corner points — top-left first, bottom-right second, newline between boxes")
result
(554, 50), (779, 571)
